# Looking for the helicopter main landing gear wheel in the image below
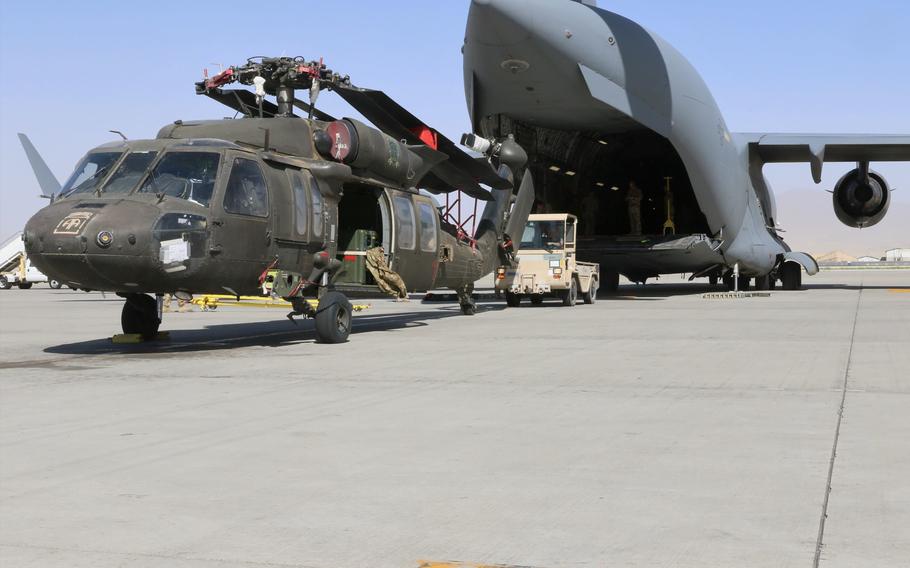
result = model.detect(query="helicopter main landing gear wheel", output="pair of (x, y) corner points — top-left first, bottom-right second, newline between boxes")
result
(315, 291), (352, 344)
(121, 294), (160, 340)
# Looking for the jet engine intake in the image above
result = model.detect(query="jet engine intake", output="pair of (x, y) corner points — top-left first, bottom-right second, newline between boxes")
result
(832, 166), (890, 228)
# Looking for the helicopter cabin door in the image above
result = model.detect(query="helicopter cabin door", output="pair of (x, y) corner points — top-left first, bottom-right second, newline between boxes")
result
(210, 152), (272, 283)
(388, 191), (438, 292)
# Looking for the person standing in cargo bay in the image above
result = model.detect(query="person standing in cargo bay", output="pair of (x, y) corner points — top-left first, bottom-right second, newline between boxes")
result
(626, 180), (643, 235)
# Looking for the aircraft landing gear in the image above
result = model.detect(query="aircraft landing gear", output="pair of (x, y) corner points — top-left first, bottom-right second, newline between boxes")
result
(120, 293), (160, 339)
(314, 291), (352, 343)
(780, 262), (802, 290)
(754, 274), (771, 290)
(457, 285), (476, 315)
(602, 270), (620, 294)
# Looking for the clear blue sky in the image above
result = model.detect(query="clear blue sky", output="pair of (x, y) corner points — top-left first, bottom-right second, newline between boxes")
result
(1, 0), (908, 242)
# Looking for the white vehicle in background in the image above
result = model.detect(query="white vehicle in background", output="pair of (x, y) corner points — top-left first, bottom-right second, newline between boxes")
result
(0, 232), (62, 290)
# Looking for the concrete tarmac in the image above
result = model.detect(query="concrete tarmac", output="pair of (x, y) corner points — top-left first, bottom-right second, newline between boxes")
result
(1, 270), (908, 567)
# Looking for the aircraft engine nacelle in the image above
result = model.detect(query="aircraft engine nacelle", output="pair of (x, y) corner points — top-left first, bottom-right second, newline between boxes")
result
(832, 167), (890, 228)
(313, 118), (441, 188)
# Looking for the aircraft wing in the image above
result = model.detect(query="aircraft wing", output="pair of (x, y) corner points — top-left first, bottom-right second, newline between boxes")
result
(332, 83), (511, 200)
(745, 133), (910, 183)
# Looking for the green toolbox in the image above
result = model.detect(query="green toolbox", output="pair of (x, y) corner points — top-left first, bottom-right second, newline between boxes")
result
(337, 229), (378, 284)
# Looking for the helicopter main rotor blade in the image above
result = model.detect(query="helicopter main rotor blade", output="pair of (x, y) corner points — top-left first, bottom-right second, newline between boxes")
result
(332, 84), (510, 197)
(291, 98), (336, 122)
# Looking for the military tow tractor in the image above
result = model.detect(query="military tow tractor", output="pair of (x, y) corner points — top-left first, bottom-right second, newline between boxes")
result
(495, 214), (599, 307)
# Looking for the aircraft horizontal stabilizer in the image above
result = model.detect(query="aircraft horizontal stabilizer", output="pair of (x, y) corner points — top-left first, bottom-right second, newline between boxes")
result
(17, 134), (61, 198)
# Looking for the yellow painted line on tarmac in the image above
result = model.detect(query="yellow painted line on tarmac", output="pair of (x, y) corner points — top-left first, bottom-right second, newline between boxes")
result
(889, 289), (910, 293)
(419, 562), (540, 568)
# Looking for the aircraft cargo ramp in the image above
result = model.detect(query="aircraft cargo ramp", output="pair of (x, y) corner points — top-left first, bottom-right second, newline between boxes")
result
(578, 233), (725, 278)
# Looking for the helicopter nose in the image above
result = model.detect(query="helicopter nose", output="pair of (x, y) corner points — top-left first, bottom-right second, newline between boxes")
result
(24, 201), (168, 290)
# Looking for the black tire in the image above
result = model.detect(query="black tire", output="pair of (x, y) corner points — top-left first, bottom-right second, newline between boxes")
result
(48, 279), (62, 289)
(722, 274), (735, 292)
(582, 280), (598, 304)
(0, 277), (10, 290)
(769, 277), (778, 290)
(121, 294), (160, 339)
(530, 296), (543, 305)
(505, 292), (521, 307)
(737, 276), (751, 291)
(602, 270), (620, 294)
(560, 278), (578, 307)
(18, 282), (33, 290)
(754, 275), (770, 291)
(315, 291), (353, 343)
(708, 275), (719, 288)
(781, 262), (802, 290)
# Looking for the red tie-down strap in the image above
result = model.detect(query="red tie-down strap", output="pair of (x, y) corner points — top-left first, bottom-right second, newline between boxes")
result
(258, 258), (280, 286)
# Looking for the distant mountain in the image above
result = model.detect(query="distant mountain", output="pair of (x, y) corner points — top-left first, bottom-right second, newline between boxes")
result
(815, 250), (857, 263)
(773, 190), (909, 258)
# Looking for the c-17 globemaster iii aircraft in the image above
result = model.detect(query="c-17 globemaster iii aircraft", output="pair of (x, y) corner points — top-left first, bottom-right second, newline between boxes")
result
(462, 0), (910, 291)
(19, 56), (536, 343)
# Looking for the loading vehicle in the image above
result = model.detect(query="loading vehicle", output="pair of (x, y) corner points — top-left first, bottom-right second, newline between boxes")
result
(495, 213), (599, 306)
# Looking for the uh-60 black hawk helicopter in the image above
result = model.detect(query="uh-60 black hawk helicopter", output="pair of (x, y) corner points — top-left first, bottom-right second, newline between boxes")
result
(21, 56), (536, 343)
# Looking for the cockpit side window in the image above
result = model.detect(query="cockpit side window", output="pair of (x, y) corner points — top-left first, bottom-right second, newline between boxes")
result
(307, 173), (324, 237)
(287, 170), (309, 237)
(61, 151), (123, 196)
(101, 151), (158, 195)
(222, 157), (269, 217)
(138, 151), (221, 207)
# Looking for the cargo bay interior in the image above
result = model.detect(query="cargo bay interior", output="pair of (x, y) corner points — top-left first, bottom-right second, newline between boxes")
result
(335, 184), (387, 286)
(506, 122), (712, 239)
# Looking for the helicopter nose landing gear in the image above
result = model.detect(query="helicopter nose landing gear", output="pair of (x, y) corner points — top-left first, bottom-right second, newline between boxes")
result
(119, 293), (161, 340)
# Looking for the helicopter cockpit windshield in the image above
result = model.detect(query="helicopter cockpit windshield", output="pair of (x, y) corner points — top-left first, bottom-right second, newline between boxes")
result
(100, 151), (159, 195)
(60, 151), (124, 196)
(137, 151), (221, 207)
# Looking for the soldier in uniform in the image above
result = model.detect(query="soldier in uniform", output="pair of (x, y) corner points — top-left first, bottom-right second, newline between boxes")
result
(626, 180), (643, 235)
